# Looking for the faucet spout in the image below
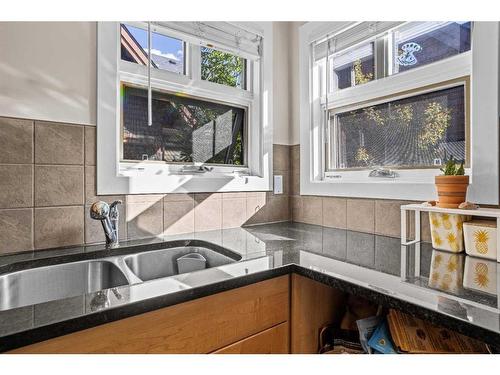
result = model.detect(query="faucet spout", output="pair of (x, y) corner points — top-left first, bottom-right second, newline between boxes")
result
(90, 200), (122, 246)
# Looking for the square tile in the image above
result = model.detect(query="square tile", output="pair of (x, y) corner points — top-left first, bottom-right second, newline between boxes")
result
(35, 121), (84, 165)
(84, 126), (96, 165)
(35, 165), (84, 206)
(0, 165), (33, 208)
(245, 192), (269, 225)
(34, 206), (84, 249)
(322, 197), (347, 229)
(126, 199), (163, 239)
(290, 145), (300, 174)
(0, 208), (33, 254)
(0, 117), (33, 164)
(375, 200), (410, 238)
(273, 144), (290, 171)
(164, 199), (195, 235)
(290, 195), (303, 223)
(346, 199), (375, 233)
(194, 194), (222, 232)
(300, 196), (322, 225)
(222, 197), (247, 228)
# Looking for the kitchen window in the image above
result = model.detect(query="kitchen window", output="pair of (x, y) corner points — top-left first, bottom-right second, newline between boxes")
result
(97, 22), (274, 195)
(300, 22), (499, 203)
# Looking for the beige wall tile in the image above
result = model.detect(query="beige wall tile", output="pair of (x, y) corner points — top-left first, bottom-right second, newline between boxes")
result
(85, 204), (126, 244)
(126, 194), (166, 204)
(300, 196), (323, 225)
(245, 192), (268, 225)
(35, 165), (84, 206)
(85, 166), (124, 205)
(267, 195), (290, 222)
(347, 199), (375, 233)
(34, 206), (84, 249)
(0, 117), (33, 164)
(222, 192), (247, 199)
(84, 126), (96, 166)
(290, 195), (303, 222)
(375, 200), (410, 238)
(164, 199), (195, 235)
(290, 171), (300, 196)
(126, 199), (163, 239)
(0, 208), (33, 254)
(164, 193), (195, 202)
(273, 144), (290, 171)
(35, 121), (84, 165)
(222, 197), (247, 228)
(194, 194), (222, 231)
(323, 197), (347, 229)
(290, 145), (300, 174)
(0, 165), (33, 208)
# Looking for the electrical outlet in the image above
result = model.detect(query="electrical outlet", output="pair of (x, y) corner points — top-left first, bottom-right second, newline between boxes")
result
(273, 175), (283, 194)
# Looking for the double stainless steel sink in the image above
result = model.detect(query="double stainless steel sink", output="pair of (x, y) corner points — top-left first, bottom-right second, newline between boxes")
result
(0, 245), (241, 311)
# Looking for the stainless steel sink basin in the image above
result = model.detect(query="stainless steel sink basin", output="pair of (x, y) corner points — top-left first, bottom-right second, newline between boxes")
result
(0, 260), (128, 310)
(124, 246), (241, 282)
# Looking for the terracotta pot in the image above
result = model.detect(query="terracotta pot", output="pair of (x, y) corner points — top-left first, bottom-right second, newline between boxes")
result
(435, 175), (469, 208)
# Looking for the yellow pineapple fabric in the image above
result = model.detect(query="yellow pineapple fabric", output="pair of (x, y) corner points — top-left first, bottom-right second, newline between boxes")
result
(428, 250), (465, 294)
(429, 212), (469, 253)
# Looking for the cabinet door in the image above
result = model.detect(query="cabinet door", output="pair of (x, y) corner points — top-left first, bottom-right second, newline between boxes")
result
(213, 322), (289, 354)
(10, 276), (290, 354)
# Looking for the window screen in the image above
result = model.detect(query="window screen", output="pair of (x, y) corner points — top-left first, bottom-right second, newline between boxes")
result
(328, 85), (466, 170)
(121, 85), (245, 165)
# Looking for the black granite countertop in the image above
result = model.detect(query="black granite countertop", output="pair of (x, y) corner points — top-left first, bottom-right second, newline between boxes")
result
(1, 222), (499, 352)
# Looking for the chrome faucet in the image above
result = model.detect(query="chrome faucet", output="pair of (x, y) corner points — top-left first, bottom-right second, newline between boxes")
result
(90, 200), (122, 246)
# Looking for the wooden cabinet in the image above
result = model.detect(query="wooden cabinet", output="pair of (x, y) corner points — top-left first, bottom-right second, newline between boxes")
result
(10, 276), (290, 354)
(213, 322), (289, 354)
(10, 274), (349, 354)
(290, 274), (346, 353)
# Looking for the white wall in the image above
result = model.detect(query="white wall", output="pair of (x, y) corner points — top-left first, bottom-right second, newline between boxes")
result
(0, 22), (97, 125)
(272, 22), (290, 145)
(288, 22), (303, 146)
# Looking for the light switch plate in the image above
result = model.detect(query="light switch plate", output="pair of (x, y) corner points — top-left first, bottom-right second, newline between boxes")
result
(273, 175), (283, 194)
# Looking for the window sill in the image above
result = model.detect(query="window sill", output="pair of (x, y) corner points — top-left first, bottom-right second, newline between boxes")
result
(97, 163), (272, 195)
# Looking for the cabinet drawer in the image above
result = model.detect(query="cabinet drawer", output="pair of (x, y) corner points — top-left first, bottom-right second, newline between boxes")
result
(213, 322), (289, 354)
(10, 275), (290, 354)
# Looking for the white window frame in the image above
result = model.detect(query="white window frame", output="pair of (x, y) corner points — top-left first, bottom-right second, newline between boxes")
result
(299, 22), (499, 204)
(97, 22), (273, 195)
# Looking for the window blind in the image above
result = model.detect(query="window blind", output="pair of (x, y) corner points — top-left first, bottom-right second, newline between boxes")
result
(153, 22), (262, 60)
(313, 21), (404, 60)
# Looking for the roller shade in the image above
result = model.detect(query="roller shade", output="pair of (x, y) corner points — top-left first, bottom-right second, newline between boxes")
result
(313, 21), (404, 60)
(152, 22), (262, 60)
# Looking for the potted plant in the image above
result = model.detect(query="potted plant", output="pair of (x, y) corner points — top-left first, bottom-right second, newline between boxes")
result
(435, 157), (469, 208)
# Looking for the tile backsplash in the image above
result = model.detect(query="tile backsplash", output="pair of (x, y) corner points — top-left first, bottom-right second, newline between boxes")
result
(0, 116), (290, 254)
(0, 116), (429, 255)
(288, 145), (432, 243)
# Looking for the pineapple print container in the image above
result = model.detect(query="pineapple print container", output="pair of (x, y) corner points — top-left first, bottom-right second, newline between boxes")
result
(463, 256), (497, 296)
(463, 220), (497, 260)
(429, 212), (470, 253)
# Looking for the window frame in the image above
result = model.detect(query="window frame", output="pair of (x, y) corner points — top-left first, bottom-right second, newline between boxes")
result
(299, 21), (500, 204)
(97, 22), (274, 194)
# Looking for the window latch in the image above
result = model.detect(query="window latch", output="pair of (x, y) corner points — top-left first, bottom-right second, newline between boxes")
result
(179, 165), (214, 174)
(368, 168), (398, 178)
